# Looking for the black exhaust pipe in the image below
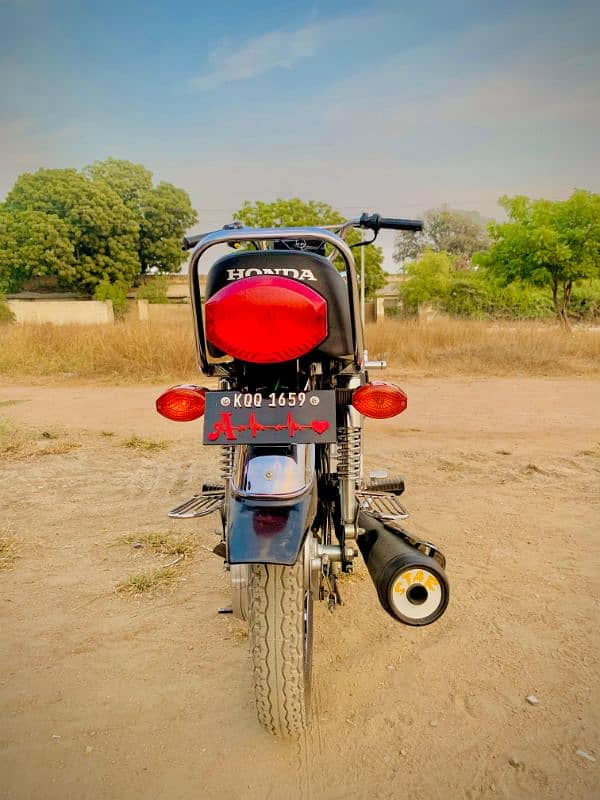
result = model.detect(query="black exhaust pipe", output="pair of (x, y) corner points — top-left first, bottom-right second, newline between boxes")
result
(357, 512), (449, 626)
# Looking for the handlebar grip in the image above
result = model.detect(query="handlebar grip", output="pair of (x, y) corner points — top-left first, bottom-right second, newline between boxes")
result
(378, 217), (423, 232)
(182, 232), (210, 251)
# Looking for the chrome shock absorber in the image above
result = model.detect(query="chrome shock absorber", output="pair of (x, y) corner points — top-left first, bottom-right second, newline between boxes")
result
(220, 445), (234, 481)
(337, 427), (362, 481)
(218, 376), (234, 483)
(336, 375), (363, 539)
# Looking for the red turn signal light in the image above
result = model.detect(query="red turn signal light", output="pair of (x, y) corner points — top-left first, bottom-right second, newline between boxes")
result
(352, 382), (407, 419)
(156, 385), (206, 422)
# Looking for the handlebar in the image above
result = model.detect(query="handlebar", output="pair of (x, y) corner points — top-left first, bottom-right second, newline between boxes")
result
(359, 213), (423, 232)
(182, 212), (423, 250)
(182, 232), (209, 251)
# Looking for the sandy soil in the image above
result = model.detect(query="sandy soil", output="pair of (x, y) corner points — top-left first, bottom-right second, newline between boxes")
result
(1, 378), (599, 800)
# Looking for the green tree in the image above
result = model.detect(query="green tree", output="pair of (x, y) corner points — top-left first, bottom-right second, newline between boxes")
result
(85, 158), (153, 208)
(86, 158), (198, 273)
(394, 206), (490, 267)
(3, 168), (140, 293)
(138, 182), (197, 273)
(476, 190), (600, 328)
(0, 207), (76, 294)
(399, 250), (454, 312)
(233, 198), (386, 297)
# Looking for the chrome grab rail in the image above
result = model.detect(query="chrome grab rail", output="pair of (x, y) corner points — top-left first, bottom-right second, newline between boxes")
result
(187, 226), (364, 375)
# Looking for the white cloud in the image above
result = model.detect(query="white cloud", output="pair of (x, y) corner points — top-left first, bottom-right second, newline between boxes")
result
(187, 9), (393, 91)
(188, 24), (320, 91)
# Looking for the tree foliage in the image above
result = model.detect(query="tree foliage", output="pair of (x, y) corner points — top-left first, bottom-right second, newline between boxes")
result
(138, 181), (197, 274)
(0, 207), (76, 293)
(399, 250), (454, 311)
(475, 190), (600, 327)
(85, 158), (198, 274)
(399, 249), (559, 319)
(0, 160), (197, 296)
(233, 198), (387, 297)
(2, 168), (140, 293)
(394, 206), (490, 267)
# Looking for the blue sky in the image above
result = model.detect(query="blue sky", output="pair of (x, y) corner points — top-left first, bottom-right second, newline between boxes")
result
(1, 0), (599, 267)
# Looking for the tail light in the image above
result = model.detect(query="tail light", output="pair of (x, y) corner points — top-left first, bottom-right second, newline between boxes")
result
(352, 382), (407, 419)
(205, 276), (327, 363)
(156, 385), (206, 421)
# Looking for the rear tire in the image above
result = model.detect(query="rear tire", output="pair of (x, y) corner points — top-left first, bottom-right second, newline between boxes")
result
(248, 553), (313, 736)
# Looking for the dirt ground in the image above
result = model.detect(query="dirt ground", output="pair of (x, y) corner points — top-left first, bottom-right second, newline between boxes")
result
(1, 377), (598, 800)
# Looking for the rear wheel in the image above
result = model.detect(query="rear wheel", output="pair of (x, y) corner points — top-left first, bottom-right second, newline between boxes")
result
(248, 540), (314, 736)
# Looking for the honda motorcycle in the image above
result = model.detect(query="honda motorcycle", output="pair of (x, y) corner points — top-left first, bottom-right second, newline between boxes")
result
(155, 213), (449, 736)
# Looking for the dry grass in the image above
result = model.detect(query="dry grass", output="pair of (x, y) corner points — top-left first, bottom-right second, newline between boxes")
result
(0, 317), (599, 381)
(116, 567), (177, 595)
(122, 435), (169, 452)
(114, 530), (198, 595)
(117, 531), (197, 558)
(0, 320), (197, 383)
(0, 417), (81, 460)
(366, 318), (600, 376)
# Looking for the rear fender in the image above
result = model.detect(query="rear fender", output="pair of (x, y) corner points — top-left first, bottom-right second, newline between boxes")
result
(227, 444), (317, 566)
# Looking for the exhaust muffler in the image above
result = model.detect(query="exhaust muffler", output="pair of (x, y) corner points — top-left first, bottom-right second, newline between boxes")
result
(357, 512), (449, 626)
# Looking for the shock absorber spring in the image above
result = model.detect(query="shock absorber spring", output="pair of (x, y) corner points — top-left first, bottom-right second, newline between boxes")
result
(337, 426), (362, 480)
(220, 446), (234, 481)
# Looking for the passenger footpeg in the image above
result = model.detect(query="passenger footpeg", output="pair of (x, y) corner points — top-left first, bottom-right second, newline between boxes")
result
(168, 488), (224, 519)
(356, 489), (409, 521)
(365, 475), (405, 495)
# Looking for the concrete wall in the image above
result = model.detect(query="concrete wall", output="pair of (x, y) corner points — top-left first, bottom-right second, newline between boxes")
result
(8, 299), (114, 325)
(147, 304), (192, 324)
(123, 299), (149, 322)
(364, 298), (386, 323)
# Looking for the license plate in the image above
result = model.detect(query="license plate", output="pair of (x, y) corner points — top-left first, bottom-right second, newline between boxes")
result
(203, 391), (336, 445)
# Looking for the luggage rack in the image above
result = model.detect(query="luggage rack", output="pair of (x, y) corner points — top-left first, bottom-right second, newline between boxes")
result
(356, 490), (410, 521)
(168, 489), (224, 519)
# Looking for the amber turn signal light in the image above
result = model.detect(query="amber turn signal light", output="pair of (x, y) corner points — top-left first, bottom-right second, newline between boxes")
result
(156, 385), (206, 421)
(351, 381), (407, 419)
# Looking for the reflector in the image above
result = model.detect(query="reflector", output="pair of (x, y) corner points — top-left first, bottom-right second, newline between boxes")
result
(352, 382), (407, 419)
(205, 276), (327, 363)
(156, 385), (206, 421)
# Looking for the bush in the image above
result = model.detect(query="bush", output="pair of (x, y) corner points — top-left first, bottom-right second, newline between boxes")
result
(135, 275), (169, 304)
(93, 279), (129, 319)
(570, 280), (600, 320)
(398, 252), (599, 320)
(443, 276), (554, 319)
(399, 250), (453, 313)
(443, 276), (491, 318)
(0, 295), (15, 324)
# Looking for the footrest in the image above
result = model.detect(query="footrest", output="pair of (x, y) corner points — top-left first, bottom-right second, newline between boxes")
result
(366, 475), (405, 495)
(168, 490), (224, 519)
(356, 490), (410, 521)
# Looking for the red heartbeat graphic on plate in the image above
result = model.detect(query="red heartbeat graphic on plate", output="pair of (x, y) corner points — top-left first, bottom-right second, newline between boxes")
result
(207, 412), (330, 442)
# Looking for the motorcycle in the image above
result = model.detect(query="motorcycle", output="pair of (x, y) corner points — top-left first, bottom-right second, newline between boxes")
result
(155, 213), (449, 736)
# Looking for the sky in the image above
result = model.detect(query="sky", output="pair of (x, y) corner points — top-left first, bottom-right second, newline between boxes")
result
(1, 0), (599, 269)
